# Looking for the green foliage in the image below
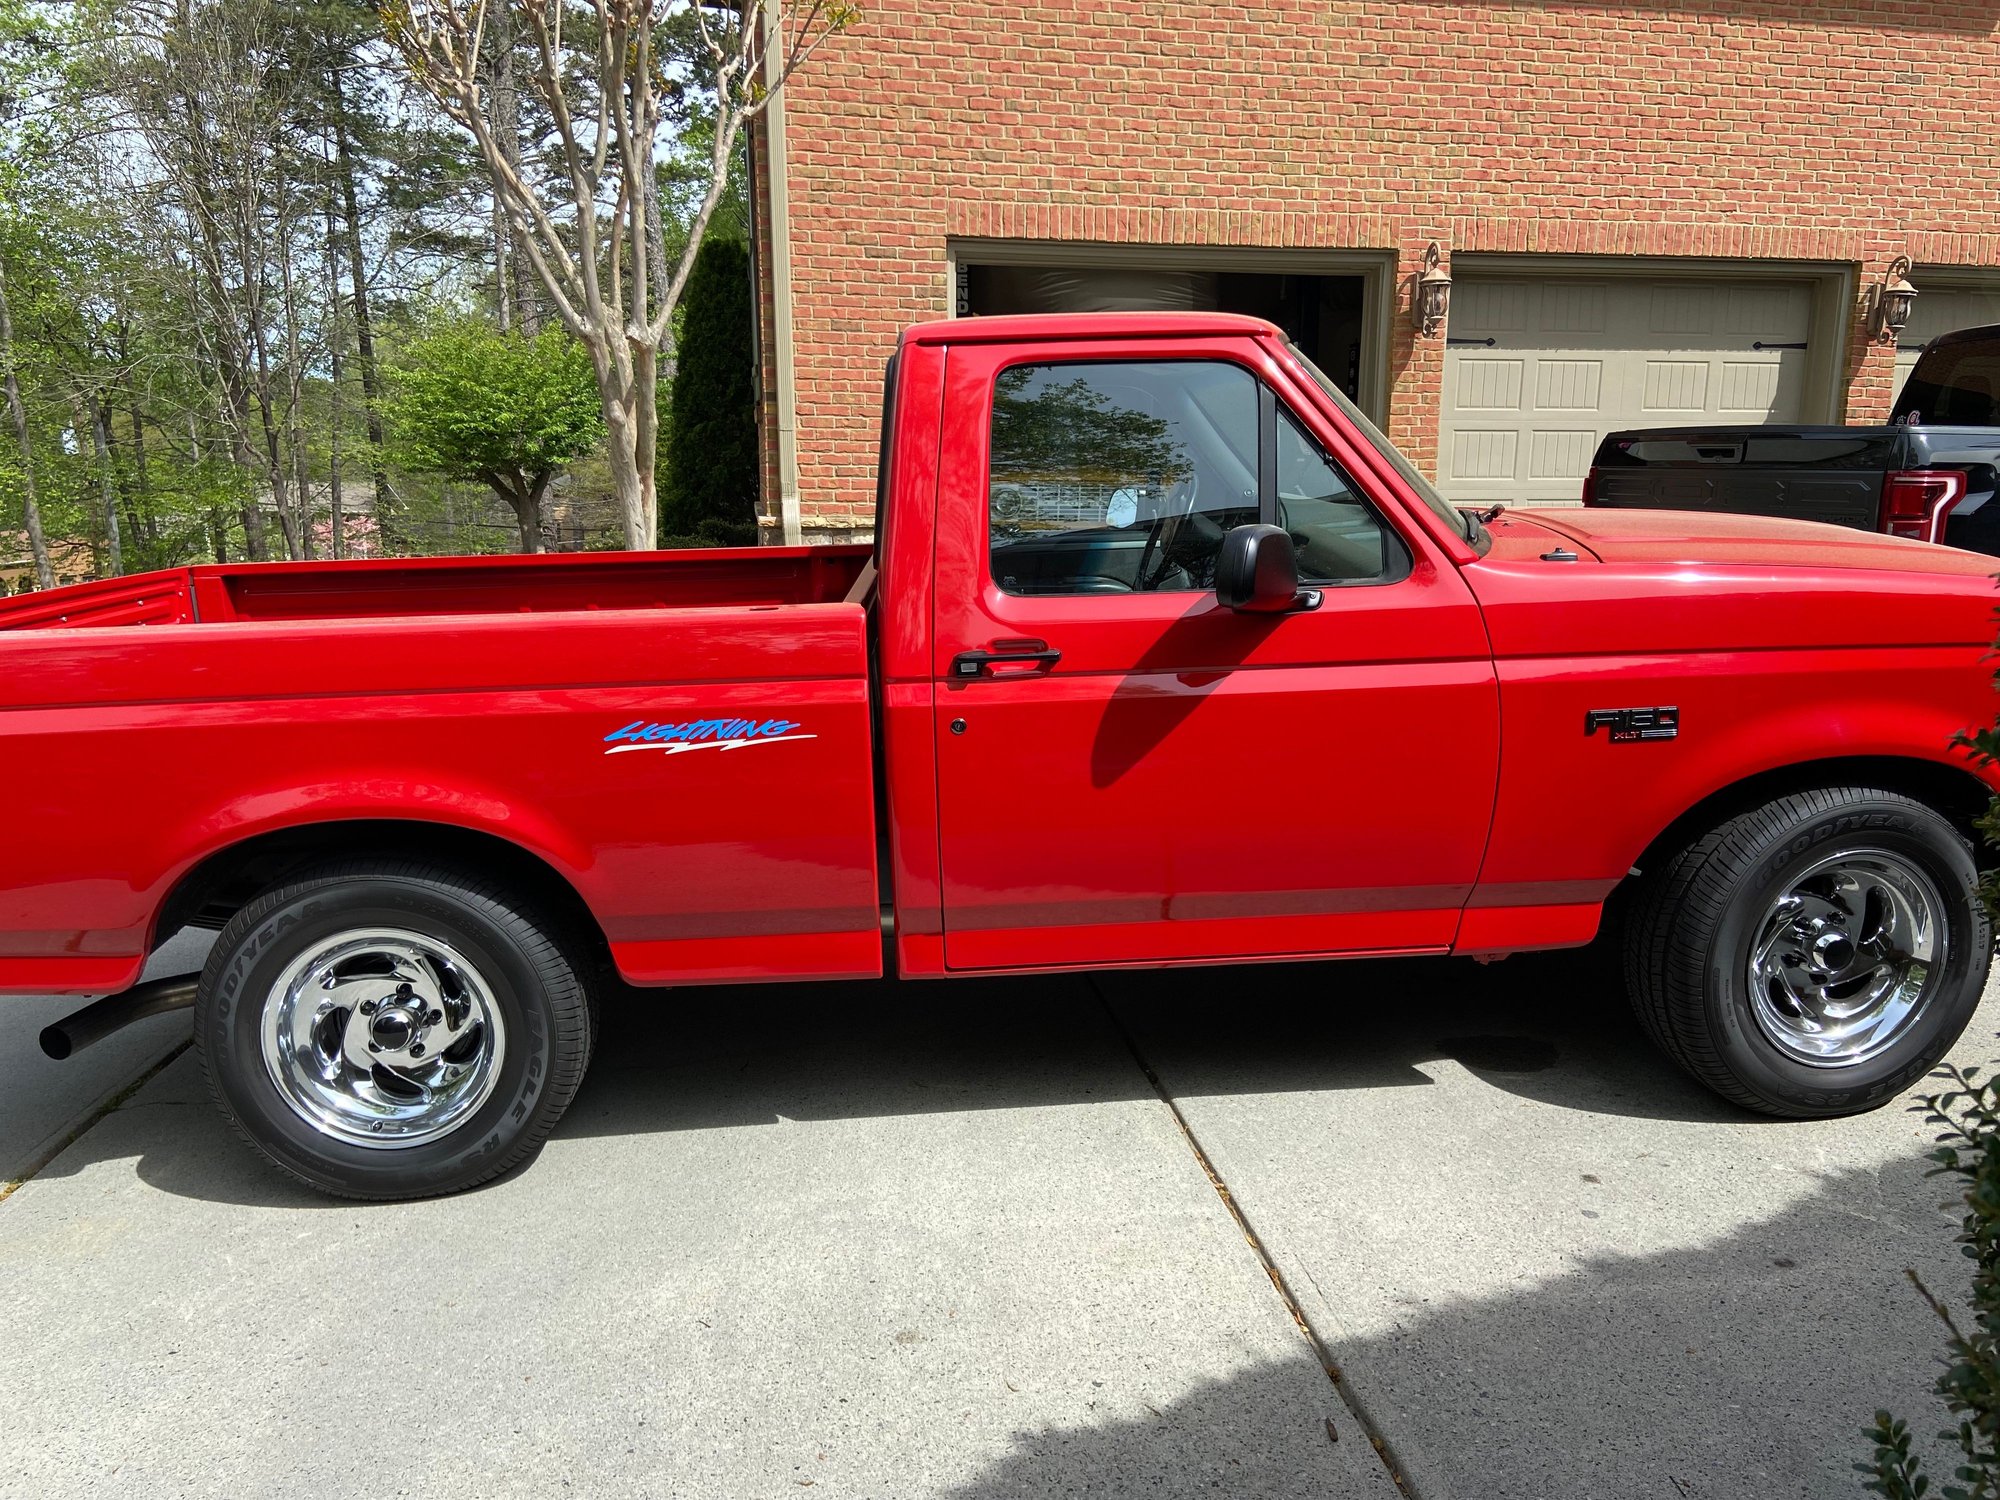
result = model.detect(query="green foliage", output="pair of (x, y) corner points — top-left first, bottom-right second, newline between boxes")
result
(658, 515), (758, 550)
(656, 113), (752, 259)
(1859, 1066), (2000, 1498)
(990, 367), (1188, 487)
(660, 236), (756, 536)
(1864, 1411), (1932, 1498)
(385, 318), (602, 490)
(1968, 732), (2000, 921)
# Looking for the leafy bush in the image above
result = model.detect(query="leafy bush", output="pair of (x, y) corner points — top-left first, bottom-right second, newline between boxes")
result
(660, 236), (757, 538)
(1860, 1067), (2000, 1498)
(384, 317), (603, 551)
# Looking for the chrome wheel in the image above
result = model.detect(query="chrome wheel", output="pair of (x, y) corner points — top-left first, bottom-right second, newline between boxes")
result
(259, 928), (506, 1149)
(1745, 849), (1946, 1068)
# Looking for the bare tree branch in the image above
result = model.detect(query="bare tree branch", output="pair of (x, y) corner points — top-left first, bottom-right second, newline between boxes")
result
(384, 0), (855, 549)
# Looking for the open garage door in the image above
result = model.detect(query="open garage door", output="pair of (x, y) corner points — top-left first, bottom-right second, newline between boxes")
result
(1439, 275), (1816, 507)
(951, 246), (1391, 419)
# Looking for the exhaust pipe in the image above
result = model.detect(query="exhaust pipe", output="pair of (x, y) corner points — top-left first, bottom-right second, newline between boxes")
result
(40, 974), (200, 1061)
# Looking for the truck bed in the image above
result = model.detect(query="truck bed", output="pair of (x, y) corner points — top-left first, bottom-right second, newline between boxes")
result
(0, 544), (883, 997)
(1586, 425), (1901, 530)
(0, 544), (873, 631)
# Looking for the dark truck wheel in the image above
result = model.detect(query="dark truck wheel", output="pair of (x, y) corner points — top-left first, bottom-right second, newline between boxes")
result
(1625, 787), (1992, 1118)
(195, 860), (594, 1200)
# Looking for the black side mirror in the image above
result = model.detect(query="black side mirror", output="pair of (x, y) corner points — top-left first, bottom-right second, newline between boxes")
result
(1215, 524), (1322, 613)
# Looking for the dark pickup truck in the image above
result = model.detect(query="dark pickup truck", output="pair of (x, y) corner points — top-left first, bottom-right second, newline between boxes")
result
(1586, 323), (2000, 555)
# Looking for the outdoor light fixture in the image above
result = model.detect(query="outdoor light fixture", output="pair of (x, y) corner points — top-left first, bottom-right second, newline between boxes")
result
(1873, 256), (1919, 344)
(1412, 241), (1452, 338)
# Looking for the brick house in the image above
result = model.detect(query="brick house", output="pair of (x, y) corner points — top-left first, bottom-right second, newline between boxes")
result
(748, 1), (2000, 543)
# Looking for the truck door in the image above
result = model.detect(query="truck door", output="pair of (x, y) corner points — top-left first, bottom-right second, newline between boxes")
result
(931, 335), (1500, 971)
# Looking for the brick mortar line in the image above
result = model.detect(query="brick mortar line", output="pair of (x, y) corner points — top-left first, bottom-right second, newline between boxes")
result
(1088, 975), (1423, 1500)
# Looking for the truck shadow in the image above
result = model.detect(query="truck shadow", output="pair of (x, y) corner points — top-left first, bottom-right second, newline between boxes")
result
(52, 943), (1779, 1209)
(558, 943), (1752, 1144)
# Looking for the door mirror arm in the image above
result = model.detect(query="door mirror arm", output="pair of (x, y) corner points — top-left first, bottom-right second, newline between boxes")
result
(1215, 524), (1322, 613)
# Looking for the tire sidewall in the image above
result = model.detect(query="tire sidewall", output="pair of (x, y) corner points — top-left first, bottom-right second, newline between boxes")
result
(1703, 798), (1987, 1115)
(201, 874), (558, 1196)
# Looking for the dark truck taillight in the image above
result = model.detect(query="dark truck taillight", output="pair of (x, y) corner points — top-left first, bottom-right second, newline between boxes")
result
(1580, 468), (1599, 506)
(1880, 470), (1968, 544)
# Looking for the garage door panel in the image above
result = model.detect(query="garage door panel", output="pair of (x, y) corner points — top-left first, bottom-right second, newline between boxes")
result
(1455, 280), (1529, 331)
(1542, 284), (1607, 334)
(1642, 360), (1710, 412)
(1724, 284), (1809, 339)
(1529, 430), (1596, 480)
(1441, 273), (1816, 505)
(1535, 360), (1601, 409)
(1452, 430), (1519, 480)
(1457, 358), (1524, 410)
(1649, 285), (1717, 337)
(1720, 358), (1792, 413)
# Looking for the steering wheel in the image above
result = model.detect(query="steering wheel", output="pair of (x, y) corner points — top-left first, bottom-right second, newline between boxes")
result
(1136, 469), (1202, 592)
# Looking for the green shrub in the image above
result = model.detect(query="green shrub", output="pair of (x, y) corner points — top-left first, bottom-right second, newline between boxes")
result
(657, 516), (759, 550)
(660, 236), (757, 538)
(1859, 1066), (2000, 1497)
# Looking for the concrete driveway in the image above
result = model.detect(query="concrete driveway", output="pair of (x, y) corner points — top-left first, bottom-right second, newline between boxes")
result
(0, 942), (1987, 1499)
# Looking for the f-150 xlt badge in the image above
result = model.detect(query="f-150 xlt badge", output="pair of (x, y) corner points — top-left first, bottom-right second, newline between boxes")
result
(604, 717), (815, 756)
(1584, 707), (1679, 743)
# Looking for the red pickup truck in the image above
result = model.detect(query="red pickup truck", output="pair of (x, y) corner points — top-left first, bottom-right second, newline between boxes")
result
(8, 312), (1998, 1199)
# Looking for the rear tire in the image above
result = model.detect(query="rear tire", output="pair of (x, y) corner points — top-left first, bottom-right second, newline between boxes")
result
(196, 859), (594, 1200)
(1624, 787), (1991, 1118)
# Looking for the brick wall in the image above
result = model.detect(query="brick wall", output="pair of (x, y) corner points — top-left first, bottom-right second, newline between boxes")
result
(758, 1), (2000, 537)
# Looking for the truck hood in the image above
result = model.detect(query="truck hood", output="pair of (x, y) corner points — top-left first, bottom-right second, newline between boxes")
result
(1507, 505), (1998, 578)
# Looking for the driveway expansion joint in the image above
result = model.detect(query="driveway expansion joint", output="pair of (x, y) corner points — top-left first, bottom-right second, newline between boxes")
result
(1088, 976), (1423, 1499)
(0, 1038), (191, 1205)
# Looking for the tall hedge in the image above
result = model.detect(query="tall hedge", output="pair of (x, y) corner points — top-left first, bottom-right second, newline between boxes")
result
(661, 236), (757, 541)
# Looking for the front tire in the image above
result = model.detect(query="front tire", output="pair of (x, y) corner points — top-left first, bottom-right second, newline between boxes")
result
(1625, 787), (1992, 1118)
(196, 859), (594, 1200)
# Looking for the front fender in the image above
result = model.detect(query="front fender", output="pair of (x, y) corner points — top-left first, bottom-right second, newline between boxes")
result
(1473, 644), (1997, 911)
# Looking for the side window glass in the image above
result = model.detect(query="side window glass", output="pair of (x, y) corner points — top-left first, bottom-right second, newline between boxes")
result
(1275, 410), (1407, 585)
(989, 361), (1258, 595)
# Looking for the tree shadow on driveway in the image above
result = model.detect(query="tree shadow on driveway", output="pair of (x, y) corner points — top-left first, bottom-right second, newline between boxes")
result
(928, 1145), (1967, 1500)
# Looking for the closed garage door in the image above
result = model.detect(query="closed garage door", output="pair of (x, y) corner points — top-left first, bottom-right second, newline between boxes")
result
(1439, 276), (1815, 507)
(1894, 282), (2000, 399)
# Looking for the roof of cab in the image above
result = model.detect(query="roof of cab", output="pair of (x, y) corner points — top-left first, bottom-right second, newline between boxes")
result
(900, 311), (1283, 346)
(1925, 321), (2000, 349)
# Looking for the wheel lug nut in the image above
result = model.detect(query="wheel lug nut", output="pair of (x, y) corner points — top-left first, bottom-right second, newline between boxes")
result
(360, 1000), (378, 1015)
(410, 1042), (425, 1058)
(427, 1010), (443, 1026)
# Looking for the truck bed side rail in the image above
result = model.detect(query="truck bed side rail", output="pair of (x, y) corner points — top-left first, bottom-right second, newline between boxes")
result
(0, 570), (198, 632)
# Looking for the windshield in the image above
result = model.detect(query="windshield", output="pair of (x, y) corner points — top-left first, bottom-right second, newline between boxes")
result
(1286, 342), (1472, 539)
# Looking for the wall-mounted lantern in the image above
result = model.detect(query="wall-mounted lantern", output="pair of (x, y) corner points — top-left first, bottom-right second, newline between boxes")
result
(1872, 256), (1919, 345)
(1412, 242), (1452, 339)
